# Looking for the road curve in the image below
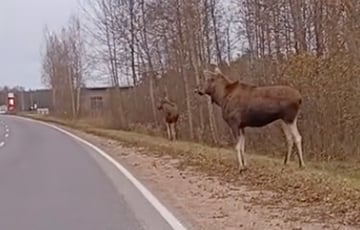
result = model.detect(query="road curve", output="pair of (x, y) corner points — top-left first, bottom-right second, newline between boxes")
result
(0, 115), (185, 230)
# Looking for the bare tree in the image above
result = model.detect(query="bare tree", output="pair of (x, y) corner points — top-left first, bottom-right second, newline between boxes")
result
(38, 0), (360, 162)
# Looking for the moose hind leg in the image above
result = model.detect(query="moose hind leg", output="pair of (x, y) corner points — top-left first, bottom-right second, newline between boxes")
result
(170, 123), (176, 141)
(235, 138), (244, 171)
(281, 121), (294, 165)
(288, 118), (305, 168)
(239, 128), (247, 167)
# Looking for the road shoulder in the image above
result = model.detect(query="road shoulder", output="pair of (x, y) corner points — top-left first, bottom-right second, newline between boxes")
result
(56, 126), (359, 230)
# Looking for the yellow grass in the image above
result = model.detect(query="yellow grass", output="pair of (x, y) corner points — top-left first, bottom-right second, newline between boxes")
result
(20, 113), (360, 182)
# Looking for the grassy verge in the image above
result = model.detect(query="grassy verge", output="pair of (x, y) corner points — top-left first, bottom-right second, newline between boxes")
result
(20, 113), (360, 225)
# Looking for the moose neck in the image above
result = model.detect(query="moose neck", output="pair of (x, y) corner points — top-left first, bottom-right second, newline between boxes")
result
(210, 79), (230, 107)
(162, 101), (175, 111)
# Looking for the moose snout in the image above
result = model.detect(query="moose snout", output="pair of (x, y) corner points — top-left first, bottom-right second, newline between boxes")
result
(194, 86), (204, 95)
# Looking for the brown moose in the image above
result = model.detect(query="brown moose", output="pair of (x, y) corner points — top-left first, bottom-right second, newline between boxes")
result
(157, 96), (179, 141)
(195, 66), (305, 171)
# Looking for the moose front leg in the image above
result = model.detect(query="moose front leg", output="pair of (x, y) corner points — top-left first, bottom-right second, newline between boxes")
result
(166, 123), (172, 140)
(231, 125), (244, 172)
(239, 128), (247, 168)
(170, 123), (177, 141)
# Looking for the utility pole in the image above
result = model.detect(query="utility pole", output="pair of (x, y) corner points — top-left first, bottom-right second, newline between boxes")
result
(20, 90), (25, 111)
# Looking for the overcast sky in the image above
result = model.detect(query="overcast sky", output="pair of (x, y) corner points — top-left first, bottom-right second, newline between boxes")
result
(0, 0), (78, 90)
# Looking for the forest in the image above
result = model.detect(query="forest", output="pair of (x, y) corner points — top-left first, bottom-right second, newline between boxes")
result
(40, 0), (360, 163)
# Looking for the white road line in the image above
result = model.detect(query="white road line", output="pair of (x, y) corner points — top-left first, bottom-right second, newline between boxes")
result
(0, 142), (4, 147)
(15, 116), (187, 230)
(5, 129), (9, 133)
(4, 133), (9, 138)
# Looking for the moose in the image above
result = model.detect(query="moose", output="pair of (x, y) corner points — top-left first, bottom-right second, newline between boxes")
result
(157, 95), (179, 141)
(194, 66), (305, 171)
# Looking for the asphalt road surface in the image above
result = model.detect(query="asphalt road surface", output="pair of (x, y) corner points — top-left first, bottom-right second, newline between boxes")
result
(0, 115), (186, 230)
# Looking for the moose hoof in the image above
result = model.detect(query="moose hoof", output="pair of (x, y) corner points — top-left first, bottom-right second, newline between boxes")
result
(239, 167), (248, 173)
(282, 163), (289, 170)
(281, 163), (288, 169)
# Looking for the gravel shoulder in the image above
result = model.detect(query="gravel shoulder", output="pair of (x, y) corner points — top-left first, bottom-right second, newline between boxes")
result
(65, 127), (360, 230)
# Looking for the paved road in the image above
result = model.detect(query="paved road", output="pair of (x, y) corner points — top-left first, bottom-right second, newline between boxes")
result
(0, 119), (9, 147)
(0, 115), (184, 230)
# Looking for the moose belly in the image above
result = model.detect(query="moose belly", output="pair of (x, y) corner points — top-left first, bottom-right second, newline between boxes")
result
(241, 106), (282, 127)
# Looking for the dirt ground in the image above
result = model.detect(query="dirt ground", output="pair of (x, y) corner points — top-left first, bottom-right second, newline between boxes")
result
(62, 127), (360, 230)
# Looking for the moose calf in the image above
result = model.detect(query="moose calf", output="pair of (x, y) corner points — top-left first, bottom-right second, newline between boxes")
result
(195, 67), (304, 171)
(157, 96), (179, 141)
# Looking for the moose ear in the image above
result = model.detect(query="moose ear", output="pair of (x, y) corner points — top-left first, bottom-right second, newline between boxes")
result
(203, 69), (220, 80)
(214, 67), (222, 75)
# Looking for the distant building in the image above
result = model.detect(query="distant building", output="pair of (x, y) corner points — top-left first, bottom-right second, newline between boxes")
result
(79, 86), (132, 117)
(23, 89), (53, 111)
(18, 86), (132, 116)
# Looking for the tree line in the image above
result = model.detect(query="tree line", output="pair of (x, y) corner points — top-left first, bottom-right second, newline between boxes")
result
(41, 0), (360, 161)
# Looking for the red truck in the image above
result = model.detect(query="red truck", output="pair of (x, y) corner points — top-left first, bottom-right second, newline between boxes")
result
(7, 92), (16, 114)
